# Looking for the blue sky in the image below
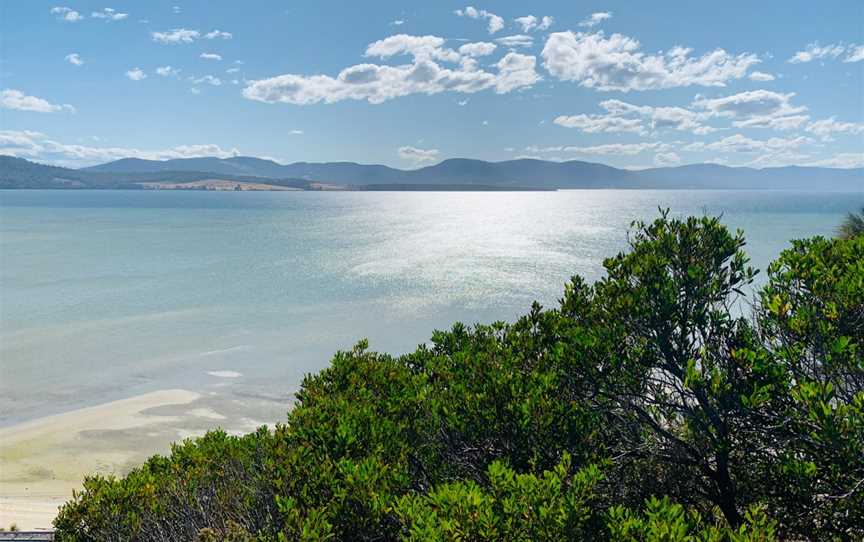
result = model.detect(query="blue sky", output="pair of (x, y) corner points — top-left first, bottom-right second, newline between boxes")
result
(1, 0), (862, 169)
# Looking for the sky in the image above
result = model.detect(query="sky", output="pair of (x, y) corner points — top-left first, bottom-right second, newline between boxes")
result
(1, 0), (863, 170)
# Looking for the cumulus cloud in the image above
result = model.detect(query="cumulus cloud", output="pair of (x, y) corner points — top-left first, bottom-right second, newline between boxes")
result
(152, 28), (232, 44)
(455, 6), (504, 34)
(65, 53), (83, 66)
(692, 89), (807, 130)
(0, 89), (75, 113)
(514, 15), (553, 32)
(527, 142), (673, 155)
(50, 6), (83, 22)
(200, 53), (223, 61)
(125, 68), (147, 81)
(542, 31), (760, 92)
(91, 7), (127, 21)
(748, 71), (775, 81)
(578, 12), (612, 28)
(152, 28), (200, 43)
(243, 34), (539, 105)
(204, 30), (233, 40)
(495, 53), (541, 92)
(805, 117), (864, 140)
(156, 65), (180, 77)
(554, 99), (714, 135)
(845, 45), (864, 63)
(553, 113), (645, 134)
(0, 130), (241, 167)
(366, 35), (460, 62)
(683, 134), (811, 154)
(788, 42), (848, 63)
(459, 42), (497, 57)
(398, 145), (440, 164)
(495, 35), (533, 48)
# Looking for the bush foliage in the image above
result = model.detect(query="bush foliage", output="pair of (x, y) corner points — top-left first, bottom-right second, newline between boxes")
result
(54, 213), (864, 541)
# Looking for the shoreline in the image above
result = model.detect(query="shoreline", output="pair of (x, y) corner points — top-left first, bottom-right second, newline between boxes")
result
(0, 389), (200, 530)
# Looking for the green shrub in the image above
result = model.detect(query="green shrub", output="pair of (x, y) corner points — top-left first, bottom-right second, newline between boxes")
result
(395, 454), (604, 541)
(53, 213), (864, 541)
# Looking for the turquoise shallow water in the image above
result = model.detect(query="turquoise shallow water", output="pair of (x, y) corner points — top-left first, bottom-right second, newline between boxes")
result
(1, 189), (861, 425)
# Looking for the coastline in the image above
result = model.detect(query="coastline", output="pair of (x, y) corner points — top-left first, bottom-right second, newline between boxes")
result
(0, 389), (200, 530)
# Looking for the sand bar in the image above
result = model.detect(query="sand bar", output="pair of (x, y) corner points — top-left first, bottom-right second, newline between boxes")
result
(0, 389), (200, 530)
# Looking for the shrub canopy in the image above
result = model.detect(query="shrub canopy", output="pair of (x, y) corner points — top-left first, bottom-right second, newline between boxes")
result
(54, 213), (864, 541)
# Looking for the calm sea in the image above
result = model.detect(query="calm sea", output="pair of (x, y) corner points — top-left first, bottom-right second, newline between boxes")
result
(1, 189), (861, 426)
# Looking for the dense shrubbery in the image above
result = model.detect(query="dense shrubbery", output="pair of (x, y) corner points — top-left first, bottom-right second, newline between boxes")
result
(54, 213), (864, 541)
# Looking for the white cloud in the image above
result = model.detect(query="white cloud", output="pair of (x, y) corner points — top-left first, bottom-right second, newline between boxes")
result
(0, 130), (241, 167)
(748, 71), (775, 81)
(459, 42), (497, 57)
(731, 115), (809, 131)
(366, 35), (460, 63)
(542, 31), (760, 92)
(578, 12), (612, 28)
(805, 117), (864, 140)
(289, 129), (304, 135)
(654, 152), (682, 166)
(398, 145), (440, 164)
(553, 113), (645, 134)
(455, 6), (504, 34)
(152, 28), (200, 44)
(65, 53), (83, 66)
(200, 53), (223, 61)
(50, 6), (83, 22)
(495, 52), (541, 92)
(603, 99), (715, 134)
(226, 67), (240, 74)
(692, 89), (807, 130)
(391, 19), (405, 26)
(151, 28), (231, 44)
(495, 35), (533, 48)
(91, 7), (127, 21)
(527, 142), (672, 155)
(125, 68), (147, 81)
(0, 89), (75, 113)
(788, 42), (848, 63)
(514, 15), (553, 32)
(243, 34), (539, 105)
(204, 30), (233, 40)
(554, 99), (714, 135)
(194, 75), (222, 86)
(156, 66), (180, 77)
(683, 134), (811, 154)
(845, 45), (864, 63)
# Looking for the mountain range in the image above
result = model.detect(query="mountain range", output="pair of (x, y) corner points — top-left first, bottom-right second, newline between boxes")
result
(1, 155), (861, 191)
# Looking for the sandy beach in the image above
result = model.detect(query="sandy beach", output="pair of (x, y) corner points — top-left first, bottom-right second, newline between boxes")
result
(0, 389), (203, 530)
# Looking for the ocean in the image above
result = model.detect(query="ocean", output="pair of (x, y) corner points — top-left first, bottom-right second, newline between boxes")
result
(1, 189), (861, 426)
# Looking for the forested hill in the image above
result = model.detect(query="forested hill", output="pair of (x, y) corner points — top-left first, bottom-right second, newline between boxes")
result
(3, 155), (863, 190)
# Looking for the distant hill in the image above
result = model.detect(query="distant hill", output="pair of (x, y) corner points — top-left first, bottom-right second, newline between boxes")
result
(3, 155), (862, 191)
(0, 156), (312, 190)
(83, 156), (291, 178)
